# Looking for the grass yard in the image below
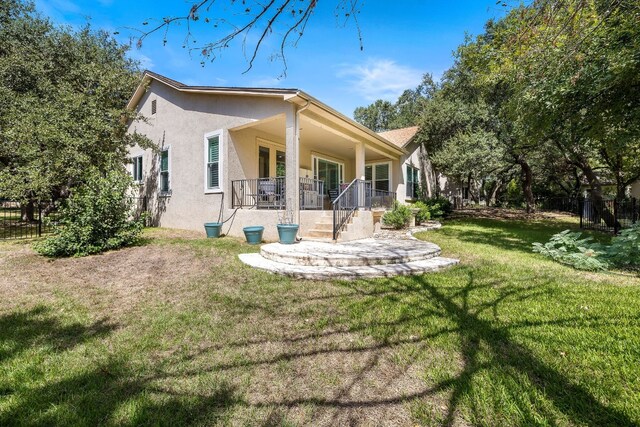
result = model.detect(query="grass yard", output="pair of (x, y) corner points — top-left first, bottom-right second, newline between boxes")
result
(0, 214), (638, 426)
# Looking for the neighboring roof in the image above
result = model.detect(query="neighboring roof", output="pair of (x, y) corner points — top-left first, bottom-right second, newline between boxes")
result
(127, 70), (405, 156)
(377, 126), (420, 148)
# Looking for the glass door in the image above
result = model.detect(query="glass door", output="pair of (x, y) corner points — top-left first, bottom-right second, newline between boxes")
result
(314, 157), (343, 194)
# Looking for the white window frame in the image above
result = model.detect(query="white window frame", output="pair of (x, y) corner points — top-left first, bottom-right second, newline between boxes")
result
(204, 129), (224, 194)
(158, 145), (171, 196)
(365, 161), (392, 191)
(406, 163), (420, 199)
(131, 155), (143, 183)
(312, 154), (344, 190)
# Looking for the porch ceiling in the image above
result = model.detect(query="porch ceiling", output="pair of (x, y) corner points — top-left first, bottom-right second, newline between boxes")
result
(229, 114), (394, 161)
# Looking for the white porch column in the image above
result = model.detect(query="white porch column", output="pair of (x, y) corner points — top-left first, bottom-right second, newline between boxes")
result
(285, 105), (300, 224)
(355, 141), (366, 180)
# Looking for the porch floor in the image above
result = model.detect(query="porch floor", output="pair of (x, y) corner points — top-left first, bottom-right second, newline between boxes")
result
(238, 238), (458, 279)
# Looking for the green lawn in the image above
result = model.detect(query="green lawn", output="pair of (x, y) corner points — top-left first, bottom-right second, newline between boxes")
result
(0, 215), (638, 426)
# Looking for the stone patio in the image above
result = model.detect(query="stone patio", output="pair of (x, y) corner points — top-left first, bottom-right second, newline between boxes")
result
(238, 223), (458, 279)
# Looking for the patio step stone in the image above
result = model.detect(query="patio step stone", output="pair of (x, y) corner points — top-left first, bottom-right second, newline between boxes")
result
(239, 238), (459, 279)
(238, 253), (459, 280)
(260, 238), (441, 267)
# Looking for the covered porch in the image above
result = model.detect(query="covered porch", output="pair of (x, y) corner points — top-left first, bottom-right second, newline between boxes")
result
(227, 103), (402, 216)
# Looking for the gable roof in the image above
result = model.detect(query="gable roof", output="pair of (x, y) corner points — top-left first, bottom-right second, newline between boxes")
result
(377, 126), (420, 148)
(127, 70), (405, 156)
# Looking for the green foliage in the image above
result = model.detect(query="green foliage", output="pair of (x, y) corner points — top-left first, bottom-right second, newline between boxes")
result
(532, 230), (609, 271)
(533, 225), (640, 271)
(382, 202), (412, 229)
(420, 196), (452, 218)
(353, 74), (436, 131)
(606, 224), (640, 268)
(34, 169), (144, 257)
(411, 201), (431, 223)
(0, 1), (150, 205)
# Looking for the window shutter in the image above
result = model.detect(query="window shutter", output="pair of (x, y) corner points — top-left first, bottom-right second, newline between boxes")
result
(208, 136), (219, 163)
(160, 150), (168, 171)
(375, 164), (389, 181)
(365, 165), (372, 181)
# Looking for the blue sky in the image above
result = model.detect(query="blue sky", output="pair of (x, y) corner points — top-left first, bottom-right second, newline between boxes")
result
(34, 0), (509, 117)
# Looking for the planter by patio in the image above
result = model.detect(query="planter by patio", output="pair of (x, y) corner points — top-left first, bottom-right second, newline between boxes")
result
(277, 224), (299, 244)
(243, 226), (264, 245)
(204, 222), (222, 238)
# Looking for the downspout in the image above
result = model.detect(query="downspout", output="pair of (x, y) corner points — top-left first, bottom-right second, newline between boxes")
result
(294, 99), (311, 239)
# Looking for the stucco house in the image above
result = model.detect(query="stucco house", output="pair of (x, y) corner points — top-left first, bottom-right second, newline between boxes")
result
(126, 71), (429, 241)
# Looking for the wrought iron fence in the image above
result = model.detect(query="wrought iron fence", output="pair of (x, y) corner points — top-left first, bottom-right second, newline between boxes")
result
(579, 198), (638, 234)
(231, 177), (286, 210)
(0, 197), (148, 240)
(0, 201), (56, 240)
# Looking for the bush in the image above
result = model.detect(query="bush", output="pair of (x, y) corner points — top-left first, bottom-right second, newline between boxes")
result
(412, 201), (431, 223)
(34, 169), (145, 257)
(420, 196), (452, 218)
(532, 225), (640, 271)
(382, 202), (412, 229)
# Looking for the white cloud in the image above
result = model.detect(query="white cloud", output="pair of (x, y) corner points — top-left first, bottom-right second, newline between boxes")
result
(250, 77), (283, 87)
(127, 50), (154, 70)
(337, 58), (423, 101)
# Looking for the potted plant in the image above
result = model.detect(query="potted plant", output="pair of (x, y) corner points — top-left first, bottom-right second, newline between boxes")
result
(243, 225), (264, 244)
(203, 222), (222, 238)
(277, 202), (298, 244)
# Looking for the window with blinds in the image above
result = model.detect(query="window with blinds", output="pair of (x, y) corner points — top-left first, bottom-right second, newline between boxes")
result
(160, 148), (170, 193)
(406, 165), (419, 198)
(207, 135), (220, 189)
(365, 162), (390, 191)
(132, 156), (143, 182)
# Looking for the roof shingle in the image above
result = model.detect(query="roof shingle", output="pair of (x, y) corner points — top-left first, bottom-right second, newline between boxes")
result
(377, 126), (419, 148)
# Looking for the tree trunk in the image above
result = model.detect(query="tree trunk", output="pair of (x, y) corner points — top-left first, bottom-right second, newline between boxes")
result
(579, 160), (618, 228)
(515, 157), (535, 213)
(418, 144), (432, 198)
(488, 179), (503, 206)
(21, 200), (35, 222)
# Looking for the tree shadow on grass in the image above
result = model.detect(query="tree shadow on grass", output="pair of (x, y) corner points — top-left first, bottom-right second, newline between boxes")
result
(432, 217), (585, 254)
(349, 273), (636, 426)
(0, 306), (239, 426)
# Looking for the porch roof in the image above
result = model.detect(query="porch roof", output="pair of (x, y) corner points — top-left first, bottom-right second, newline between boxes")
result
(127, 70), (405, 158)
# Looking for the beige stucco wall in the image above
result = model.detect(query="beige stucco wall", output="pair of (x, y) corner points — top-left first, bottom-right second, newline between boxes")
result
(127, 80), (294, 236)
(127, 80), (384, 240)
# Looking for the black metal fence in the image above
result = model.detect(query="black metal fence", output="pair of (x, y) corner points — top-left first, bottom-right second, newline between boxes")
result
(0, 201), (56, 240)
(0, 197), (148, 240)
(520, 196), (638, 234)
(579, 198), (638, 234)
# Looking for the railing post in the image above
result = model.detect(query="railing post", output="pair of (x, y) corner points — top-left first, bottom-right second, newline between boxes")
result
(579, 197), (584, 229)
(37, 204), (42, 237)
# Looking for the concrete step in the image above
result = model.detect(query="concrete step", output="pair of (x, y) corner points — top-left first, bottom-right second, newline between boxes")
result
(238, 253), (459, 280)
(305, 229), (334, 239)
(312, 222), (334, 231)
(260, 239), (442, 267)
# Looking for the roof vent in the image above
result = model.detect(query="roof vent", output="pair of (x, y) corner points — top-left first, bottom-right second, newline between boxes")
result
(151, 99), (157, 115)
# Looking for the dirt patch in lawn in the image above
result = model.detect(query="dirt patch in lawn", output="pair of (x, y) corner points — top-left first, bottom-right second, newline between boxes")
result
(0, 241), (215, 319)
(450, 207), (576, 221)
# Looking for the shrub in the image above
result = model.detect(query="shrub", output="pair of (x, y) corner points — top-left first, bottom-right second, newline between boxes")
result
(382, 202), (412, 229)
(34, 169), (145, 257)
(532, 225), (640, 271)
(412, 201), (431, 224)
(605, 224), (640, 268)
(421, 196), (453, 218)
(532, 230), (609, 271)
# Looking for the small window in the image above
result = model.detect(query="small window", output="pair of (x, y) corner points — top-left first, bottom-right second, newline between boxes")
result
(132, 155), (143, 183)
(160, 148), (170, 193)
(151, 99), (157, 115)
(406, 165), (420, 199)
(207, 135), (220, 190)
